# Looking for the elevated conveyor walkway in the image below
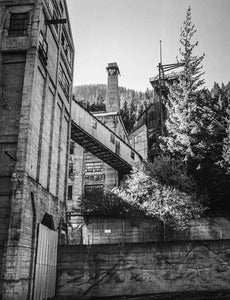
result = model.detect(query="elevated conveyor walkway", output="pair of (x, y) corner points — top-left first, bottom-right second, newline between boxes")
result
(71, 99), (143, 174)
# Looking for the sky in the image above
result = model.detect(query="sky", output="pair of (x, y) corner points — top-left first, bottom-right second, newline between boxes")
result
(67, 0), (230, 92)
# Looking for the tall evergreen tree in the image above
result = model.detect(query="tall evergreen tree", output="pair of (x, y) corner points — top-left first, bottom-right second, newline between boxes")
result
(162, 7), (205, 160)
(219, 108), (230, 173)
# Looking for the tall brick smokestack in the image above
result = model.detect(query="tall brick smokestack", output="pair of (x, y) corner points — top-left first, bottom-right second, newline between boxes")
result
(106, 62), (120, 113)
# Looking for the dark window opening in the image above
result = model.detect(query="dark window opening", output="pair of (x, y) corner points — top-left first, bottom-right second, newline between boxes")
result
(115, 141), (120, 155)
(9, 13), (29, 37)
(68, 185), (73, 200)
(69, 162), (74, 178)
(148, 111), (157, 128)
(70, 141), (74, 154)
(41, 213), (55, 230)
(131, 151), (135, 160)
(84, 184), (104, 195)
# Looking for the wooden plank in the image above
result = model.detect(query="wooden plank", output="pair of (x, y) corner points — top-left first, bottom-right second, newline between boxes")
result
(34, 224), (58, 300)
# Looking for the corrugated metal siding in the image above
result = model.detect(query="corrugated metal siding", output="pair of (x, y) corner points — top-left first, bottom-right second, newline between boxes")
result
(34, 224), (58, 300)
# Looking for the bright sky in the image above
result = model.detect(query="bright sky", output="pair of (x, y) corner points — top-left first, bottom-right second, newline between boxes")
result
(67, 0), (230, 92)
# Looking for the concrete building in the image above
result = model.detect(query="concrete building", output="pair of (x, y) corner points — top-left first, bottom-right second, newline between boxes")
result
(67, 63), (132, 243)
(0, 0), (74, 298)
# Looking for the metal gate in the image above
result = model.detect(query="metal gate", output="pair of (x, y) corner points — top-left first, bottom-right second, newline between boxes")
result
(33, 223), (58, 300)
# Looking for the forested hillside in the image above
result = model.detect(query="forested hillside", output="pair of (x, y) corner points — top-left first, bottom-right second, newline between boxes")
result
(74, 84), (155, 133)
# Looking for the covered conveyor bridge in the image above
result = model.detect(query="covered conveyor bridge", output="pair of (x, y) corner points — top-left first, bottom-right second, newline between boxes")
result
(71, 99), (143, 174)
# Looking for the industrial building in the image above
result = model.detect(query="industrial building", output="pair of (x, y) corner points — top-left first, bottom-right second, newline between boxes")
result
(67, 63), (137, 243)
(0, 0), (74, 298)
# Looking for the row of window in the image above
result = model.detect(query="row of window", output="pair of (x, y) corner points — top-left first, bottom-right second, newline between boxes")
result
(8, 4), (72, 67)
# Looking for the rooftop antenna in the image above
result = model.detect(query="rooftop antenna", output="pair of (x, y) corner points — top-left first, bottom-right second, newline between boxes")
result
(160, 40), (163, 65)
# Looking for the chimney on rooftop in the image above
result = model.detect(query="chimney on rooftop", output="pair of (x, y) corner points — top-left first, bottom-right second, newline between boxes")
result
(106, 62), (120, 113)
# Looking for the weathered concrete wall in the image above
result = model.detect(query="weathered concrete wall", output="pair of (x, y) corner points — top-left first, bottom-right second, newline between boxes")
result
(3, 176), (63, 300)
(0, 0), (74, 298)
(57, 238), (230, 299)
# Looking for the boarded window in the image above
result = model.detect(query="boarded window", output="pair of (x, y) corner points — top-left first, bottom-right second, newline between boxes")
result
(9, 13), (29, 36)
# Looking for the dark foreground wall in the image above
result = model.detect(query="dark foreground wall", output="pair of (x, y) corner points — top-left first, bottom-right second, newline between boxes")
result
(57, 239), (230, 299)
